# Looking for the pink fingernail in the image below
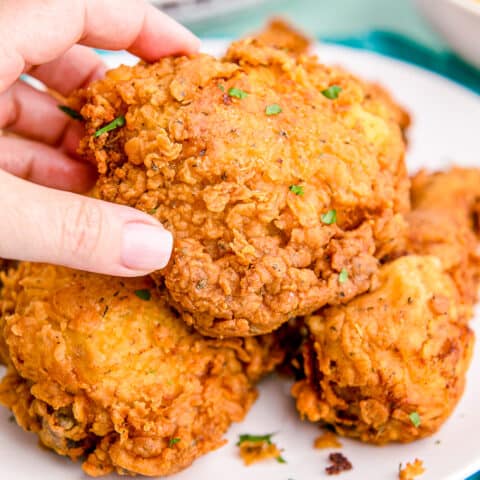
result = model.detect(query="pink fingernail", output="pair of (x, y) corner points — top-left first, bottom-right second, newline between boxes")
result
(121, 223), (173, 271)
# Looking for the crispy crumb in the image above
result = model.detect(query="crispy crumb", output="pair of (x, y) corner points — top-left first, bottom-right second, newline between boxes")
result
(238, 439), (284, 466)
(326, 452), (352, 475)
(314, 431), (342, 449)
(399, 459), (425, 480)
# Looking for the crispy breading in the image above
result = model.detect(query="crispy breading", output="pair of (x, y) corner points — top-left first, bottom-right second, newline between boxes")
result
(411, 167), (480, 217)
(0, 263), (283, 477)
(292, 255), (474, 444)
(251, 18), (312, 55)
(407, 168), (480, 306)
(407, 209), (480, 306)
(71, 34), (409, 337)
(0, 260), (17, 365)
(399, 458), (425, 480)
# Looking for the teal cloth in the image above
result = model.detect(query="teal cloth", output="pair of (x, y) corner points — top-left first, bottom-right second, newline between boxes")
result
(186, 0), (480, 95)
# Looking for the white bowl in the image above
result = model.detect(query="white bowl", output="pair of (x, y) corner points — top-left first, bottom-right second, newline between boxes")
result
(414, 0), (480, 69)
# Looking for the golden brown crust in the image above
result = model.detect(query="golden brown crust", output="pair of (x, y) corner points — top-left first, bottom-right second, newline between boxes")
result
(399, 458), (425, 480)
(250, 18), (312, 55)
(72, 36), (409, 337)
(292, 255), (474, 444)
(407, 167), (480, 305)
(0, 263), (283, 477)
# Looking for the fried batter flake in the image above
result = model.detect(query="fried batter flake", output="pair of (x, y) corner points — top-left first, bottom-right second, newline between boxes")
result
(399, 458), (425, 480)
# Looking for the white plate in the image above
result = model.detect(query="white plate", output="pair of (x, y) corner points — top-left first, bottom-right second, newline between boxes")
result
(1, 41), (479, 480)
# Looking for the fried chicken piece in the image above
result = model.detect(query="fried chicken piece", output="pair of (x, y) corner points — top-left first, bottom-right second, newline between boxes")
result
(407, 168), (480, 306)
(411, 167), (480, 217)
(292, 255), (473, 444)
(71, 34), (409, 337)
(0, 263), (283, 477)
(251, 18), (312, 55)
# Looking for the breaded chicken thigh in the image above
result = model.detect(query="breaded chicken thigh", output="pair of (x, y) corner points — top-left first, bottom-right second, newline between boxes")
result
(71, 33), (409, 337)
(0, 263), (283, 477)
(292, 255), (473, 444)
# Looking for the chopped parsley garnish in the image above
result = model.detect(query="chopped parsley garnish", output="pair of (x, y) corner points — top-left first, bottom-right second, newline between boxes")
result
(338, 268), (349, 284)
(94, 115), (125, 137)
(58, 105), (83, 120)
(148, 208), (158, 215)
(134, 289), (151, 301)
(265, 103), (282, 116)
(228, 87), (248, 99)
(236, 433), (275, 446)
(321, 85), (342, 100)
(217, 83), (225, 91)
(409, 411), (421, 428)
(289, 184), (304, 196)
(277, 455), (287, 464)
(321, 209), (337, 225)
(168, 438), (181, 447)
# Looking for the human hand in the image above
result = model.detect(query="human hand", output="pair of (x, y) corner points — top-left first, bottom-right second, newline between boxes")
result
(0, 0), (199, 276)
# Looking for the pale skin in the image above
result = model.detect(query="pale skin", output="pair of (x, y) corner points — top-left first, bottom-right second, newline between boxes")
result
(0, 0), (200, 276)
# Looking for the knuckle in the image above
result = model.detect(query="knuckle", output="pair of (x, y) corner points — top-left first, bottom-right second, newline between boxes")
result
(59, 199), (104, 261)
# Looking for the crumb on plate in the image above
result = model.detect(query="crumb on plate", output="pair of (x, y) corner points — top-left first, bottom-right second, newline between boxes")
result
(314, 431), (342, 449)
(326, 452), (352, 475)
(399, 459), (425, 480)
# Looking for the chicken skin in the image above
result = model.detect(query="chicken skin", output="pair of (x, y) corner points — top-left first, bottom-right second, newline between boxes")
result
(71, 34), (409, 337)
(292, 255), (474, 444)
(0, 263), (283, 477)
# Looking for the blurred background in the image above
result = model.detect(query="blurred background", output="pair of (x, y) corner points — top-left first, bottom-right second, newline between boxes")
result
(149, 0), (480, 92)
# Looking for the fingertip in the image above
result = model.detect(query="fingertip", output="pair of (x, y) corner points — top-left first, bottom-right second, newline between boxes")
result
(129, 6), (201, 60)
(121, 222), (173, 273)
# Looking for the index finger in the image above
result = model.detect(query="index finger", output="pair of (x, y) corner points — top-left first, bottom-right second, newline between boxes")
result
(0, 0), (200, 92)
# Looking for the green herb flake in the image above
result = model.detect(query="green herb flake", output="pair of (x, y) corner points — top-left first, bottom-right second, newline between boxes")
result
(321, 85), (342, 100)
(94, 115), (125, 137)
(148, 208), (158, 215)
(276, 455), (287, 464)
(321, 209), (337, 225)
(228, 87), (248, 100)
(134, 289), (151, 301)
(236, 433), (274, 446)
(265, 103), (282, 116)
(338, 268), (349, 284)
(289, 184), (304, 196)
(58, 105), (83, 120)
(217, 83), (225, 92)
(168, 438), (181, 448)
(409, 411), (421, 428)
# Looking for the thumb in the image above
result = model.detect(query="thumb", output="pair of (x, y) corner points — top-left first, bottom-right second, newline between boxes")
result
(0, 170), (172, 276)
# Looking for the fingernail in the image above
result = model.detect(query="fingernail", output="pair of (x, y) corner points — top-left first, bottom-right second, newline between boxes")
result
(121, 223), (173, 271)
